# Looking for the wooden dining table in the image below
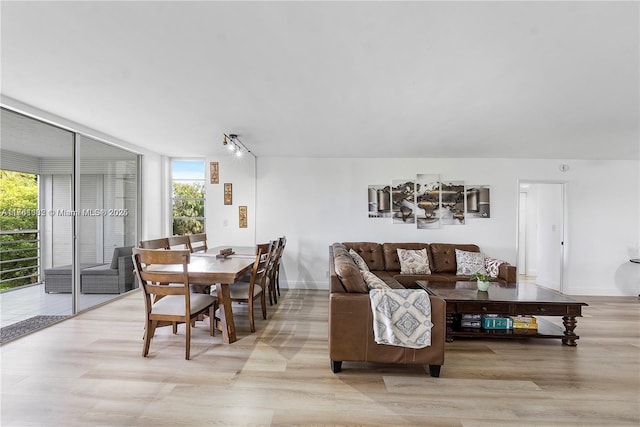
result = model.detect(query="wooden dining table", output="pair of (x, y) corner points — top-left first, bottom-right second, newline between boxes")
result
(150, 254), (255, 344)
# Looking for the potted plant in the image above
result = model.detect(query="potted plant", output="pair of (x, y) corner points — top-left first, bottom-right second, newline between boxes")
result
(470, 272), (491, 291)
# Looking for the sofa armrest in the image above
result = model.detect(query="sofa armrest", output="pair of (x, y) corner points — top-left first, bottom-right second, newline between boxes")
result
(499, 263), (517, 283)
(329, 291), (446, 366)
(118, 255), (135, 291)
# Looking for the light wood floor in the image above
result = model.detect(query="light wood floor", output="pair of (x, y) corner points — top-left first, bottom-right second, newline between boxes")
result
(1, 289), (638, 426)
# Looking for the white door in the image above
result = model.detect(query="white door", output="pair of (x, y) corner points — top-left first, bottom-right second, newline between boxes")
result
(518, 182), (565, 292)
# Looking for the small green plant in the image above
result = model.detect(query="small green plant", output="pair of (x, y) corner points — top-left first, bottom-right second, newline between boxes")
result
(470, 272), (491, 282)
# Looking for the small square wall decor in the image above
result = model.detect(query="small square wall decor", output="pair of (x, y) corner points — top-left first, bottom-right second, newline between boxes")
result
(466, 185), (490, 218)
(368, 185), (392, 218)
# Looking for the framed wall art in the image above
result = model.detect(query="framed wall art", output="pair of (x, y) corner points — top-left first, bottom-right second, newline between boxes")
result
(239, 206), (247, 228)
(210, 162), (219, 184)
(367, 185), (392, 218)
(391, 179), (416, 224)
(416, 174), (441, 229)
(441, 181), (465, 225)
(466, 185), (491, 218)
(224, 183), (232, 205)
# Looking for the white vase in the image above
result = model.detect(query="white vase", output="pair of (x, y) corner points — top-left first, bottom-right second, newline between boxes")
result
(477, 280), (490, 292)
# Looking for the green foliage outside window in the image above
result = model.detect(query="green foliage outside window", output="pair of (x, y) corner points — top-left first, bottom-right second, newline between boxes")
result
(172, 181), (205, 235)
(0, 170), (39, 290)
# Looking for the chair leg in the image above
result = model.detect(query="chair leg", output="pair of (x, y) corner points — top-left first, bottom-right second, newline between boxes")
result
(267, 278), (274, 306)
(209, 305), (215, 336)
(185, 318), (191, 360)
(269, 276), (277, 305)
(249, 297), (256, 333)
(143, 319), (156, 357)
(261, 291), (267, 320)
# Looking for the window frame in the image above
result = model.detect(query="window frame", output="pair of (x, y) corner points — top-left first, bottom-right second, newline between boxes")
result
(170, 158), (206, 235)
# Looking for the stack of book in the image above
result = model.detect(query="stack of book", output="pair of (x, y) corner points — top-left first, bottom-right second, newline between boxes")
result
(460, 313), (482, 328)
(510, 315), (538, 330)
(481, 314), (513, 329)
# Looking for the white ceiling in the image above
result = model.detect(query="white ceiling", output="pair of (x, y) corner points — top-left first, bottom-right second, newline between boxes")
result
(1, 1), (638, 160)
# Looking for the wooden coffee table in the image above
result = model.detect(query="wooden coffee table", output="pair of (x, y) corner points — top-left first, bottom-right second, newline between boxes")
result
(416, 281), (588, 346)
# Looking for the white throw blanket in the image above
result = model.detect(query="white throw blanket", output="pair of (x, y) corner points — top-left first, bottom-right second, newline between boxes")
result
(369, 288), (433, 349)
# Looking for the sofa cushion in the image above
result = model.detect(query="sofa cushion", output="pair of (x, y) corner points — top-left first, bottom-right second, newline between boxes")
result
(349, 249), (370, 272)
(110, 246), (134, 269)
(343, 242), (385, 270)
(485, 257), (507, 278)
(397, 248), (431, 274)
(430, 243), (479, 274)
(362, 271), (390, 290)
(455, 249), (487, 275)
(334, 251), (369, 293)
(45, 263), (102, 275)
(382, 243), (430, 271)
(81, 264), (117, 276)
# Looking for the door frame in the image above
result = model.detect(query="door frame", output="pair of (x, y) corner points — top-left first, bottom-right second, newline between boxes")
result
(516, 180), (567, 293)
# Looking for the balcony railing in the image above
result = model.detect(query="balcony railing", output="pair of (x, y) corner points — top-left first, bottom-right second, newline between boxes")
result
(0, 229), (40, 291)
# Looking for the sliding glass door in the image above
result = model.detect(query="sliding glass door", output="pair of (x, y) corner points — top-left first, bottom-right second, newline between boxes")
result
(0, 108), (140, 330)
(77, 136), (139, 308)
(1, 108), (75, 326)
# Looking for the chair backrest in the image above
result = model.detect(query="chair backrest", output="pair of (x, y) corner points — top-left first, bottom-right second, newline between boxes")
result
(276, 236), (286, 262)
(264, 239), (280, 281)
(132, 248), (192, 312)
(256, 242), (271, 255)
(139, 238), (170, 250)
(251, 245), (272, 291)
(168, 235), (190, 250)
(188, 233), (208, 253)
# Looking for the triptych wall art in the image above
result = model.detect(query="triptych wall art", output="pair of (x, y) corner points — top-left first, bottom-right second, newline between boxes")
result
(368, 175), (490, 228)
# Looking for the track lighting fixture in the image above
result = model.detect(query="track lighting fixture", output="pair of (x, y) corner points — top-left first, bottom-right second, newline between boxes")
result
(222, 133), (255, 158)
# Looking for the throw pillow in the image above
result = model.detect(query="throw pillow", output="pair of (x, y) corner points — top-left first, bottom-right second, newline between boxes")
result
(397, 248), (431, 275)
(485, 257), (507, 278)
(362, 271), (390, 290)
(349, 249), (370, 272)
(455, 249), (487, 276)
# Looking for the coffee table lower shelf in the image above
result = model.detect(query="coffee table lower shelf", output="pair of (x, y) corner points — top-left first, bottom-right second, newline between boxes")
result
(448, 316), (571, 342)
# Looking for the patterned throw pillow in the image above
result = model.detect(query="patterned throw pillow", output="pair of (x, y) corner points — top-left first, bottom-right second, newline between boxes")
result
(455, 249), (487, 276)
(485, 257), (507, 278)
(362, 271), (390, 290)
(397, 248), (431, 275)
(349, 249), (370, 272)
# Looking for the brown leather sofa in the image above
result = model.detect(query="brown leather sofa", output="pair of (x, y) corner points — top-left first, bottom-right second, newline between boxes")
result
(329, 242), (447, 377)
(329, 241), (517, 376)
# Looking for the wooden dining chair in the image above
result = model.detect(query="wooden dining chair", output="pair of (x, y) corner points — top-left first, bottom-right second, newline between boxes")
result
(188, 233), (208, 253)
(265, 239), (281, 306)
(139, 237), (170, 250)
(132, 248), (217, 360)
(272, 236), (287, 301)
(229, 243), (272, 332)
(168, 235), (190, 250)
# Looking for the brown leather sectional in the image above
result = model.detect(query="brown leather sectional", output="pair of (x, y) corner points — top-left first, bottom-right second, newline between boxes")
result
(329, 241), (517, 377)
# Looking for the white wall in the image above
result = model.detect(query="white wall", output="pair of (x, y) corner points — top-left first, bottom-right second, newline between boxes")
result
(204, 155), (257, 247)
(139, 153), (165, 240)
(256, 157), (639, 296)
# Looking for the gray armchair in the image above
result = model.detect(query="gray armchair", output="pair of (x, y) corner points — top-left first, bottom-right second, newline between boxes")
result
(81, 246), (136, 294)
